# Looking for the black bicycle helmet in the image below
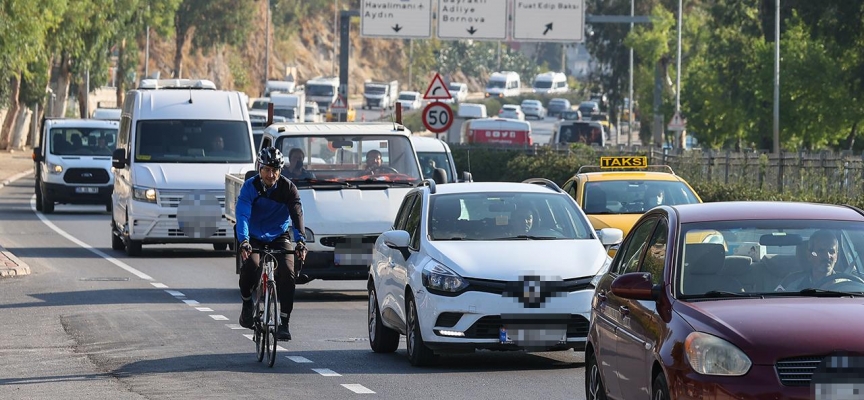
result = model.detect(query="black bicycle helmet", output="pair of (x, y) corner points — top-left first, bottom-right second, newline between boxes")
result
(257, 146), (285, 170)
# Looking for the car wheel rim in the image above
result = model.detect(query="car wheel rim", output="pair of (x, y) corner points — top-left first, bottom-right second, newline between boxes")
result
(407, 301), (416, 356)
(653, 385), (665, 400)
(589, 362), (602, 399)
(368, 290), (376, 343)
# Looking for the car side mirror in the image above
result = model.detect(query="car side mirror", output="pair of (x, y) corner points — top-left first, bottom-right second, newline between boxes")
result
(32, 146), (42, 162)
(381, 230), (411, 260)
(597, 228), (624, 246)
(432, 168), (448, 185)
(460, 171), (473, 183)
(610, 272), (660, 301)
(112, 148), (127, 169)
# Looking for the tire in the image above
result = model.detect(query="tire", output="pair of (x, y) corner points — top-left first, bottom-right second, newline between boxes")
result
(105, 201), (112, 212)
(406, 296), (436, 366)
(111, 222), (125, 251)
(41, 186), (54, 214)
(585, 350), (608, 400)
(35, 182), (43, 212)
(652, 373), (670, 400)
(255, 291), (265, 363)
(213, 243), (228, 251)
(368, 286), (399, 353)
(125, 238), (142, 257)
(266, 281), (278, 368)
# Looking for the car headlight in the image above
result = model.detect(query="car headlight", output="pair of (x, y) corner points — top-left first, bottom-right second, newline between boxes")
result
(590, 257), (612, 287)
(132, 186), (158, 203)
(48, 162), (63, 174)
(422, 263), (468, 294)
(685, 332), (752, 376)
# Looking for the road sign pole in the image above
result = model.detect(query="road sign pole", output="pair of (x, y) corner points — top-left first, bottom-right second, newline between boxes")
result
(339, 11), (357, 122)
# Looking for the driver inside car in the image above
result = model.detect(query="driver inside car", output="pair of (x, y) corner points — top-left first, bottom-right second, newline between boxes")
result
(776, 229), (839, 291)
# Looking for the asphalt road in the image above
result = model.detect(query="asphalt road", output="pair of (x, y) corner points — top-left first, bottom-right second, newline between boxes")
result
(0, 176), (589, 400)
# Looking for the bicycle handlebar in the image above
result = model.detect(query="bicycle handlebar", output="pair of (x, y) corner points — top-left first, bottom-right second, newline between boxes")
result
(251, 247), (297, 255)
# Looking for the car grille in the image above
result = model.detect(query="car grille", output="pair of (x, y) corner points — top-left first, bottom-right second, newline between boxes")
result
(464, 277), (593, 295)
(435, 312), (462, 328)
(63, 168), (110, 184)
(464, 314), (589, 339)
(776, 356), (823, 386)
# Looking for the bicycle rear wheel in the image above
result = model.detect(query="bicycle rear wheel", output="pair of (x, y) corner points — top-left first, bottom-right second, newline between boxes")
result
(255, 290), (266, 362)
(266, 281), (279, 367)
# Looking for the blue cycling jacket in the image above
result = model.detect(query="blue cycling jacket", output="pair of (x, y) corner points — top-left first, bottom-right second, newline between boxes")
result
(235, 175), (306, 244)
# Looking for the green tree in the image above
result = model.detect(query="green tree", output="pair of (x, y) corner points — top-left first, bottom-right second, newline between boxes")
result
(173, 0), (256, 78)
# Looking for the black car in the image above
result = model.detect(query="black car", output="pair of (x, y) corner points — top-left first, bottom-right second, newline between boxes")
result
(547, 98), (571, 117)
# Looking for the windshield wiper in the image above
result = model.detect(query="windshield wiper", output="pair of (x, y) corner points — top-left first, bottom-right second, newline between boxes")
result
(491, 235), (559, 240)
(795, 288), (859, 297)
(681, 291), (764, 300)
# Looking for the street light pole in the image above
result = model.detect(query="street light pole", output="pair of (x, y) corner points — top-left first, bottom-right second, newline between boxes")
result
(773, 0), (780, 155)
(264, 0), (270, 89)
(675, 0), (682, 113)
(628, 0), (634, 147)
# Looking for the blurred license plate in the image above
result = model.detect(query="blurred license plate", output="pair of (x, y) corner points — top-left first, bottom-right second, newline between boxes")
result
(75, 187), (99, 194)
(334, 240), (373, 266)
(500, 326), (567, 345)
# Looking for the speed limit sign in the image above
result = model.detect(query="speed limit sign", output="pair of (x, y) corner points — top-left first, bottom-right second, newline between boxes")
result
(422, 102), (454, 133)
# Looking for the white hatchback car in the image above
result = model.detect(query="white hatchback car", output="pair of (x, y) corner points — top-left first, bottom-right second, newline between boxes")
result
(367, 179), (623, 366)
(498, 104), (525, 121)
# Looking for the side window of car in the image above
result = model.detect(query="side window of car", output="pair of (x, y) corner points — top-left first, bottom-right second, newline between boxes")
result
(642, 218), (668, 285)
(394, 194), (417, 230)
(261, 137), (272, 149)
(562, 179), (576, 201)
(404, 195), (423, 249)
(615, 217), (658, 275)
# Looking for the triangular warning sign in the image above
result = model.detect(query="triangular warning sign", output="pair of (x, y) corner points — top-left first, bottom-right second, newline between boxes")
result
(423, 73), (453, 100)
(667, 111), (686, 130)
(330, 95), (347, 110)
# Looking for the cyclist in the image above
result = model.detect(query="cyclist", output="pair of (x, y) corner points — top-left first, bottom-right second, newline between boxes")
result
(236, 147), (308, 341)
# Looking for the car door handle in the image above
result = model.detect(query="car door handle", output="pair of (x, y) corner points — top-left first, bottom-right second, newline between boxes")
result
(619, 306), (630, 316)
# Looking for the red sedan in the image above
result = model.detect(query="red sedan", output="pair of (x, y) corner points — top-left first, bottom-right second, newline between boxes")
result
(586, 201), (864, 400)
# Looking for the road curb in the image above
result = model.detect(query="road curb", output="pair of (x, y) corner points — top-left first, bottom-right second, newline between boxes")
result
(0, 167), (34, 278)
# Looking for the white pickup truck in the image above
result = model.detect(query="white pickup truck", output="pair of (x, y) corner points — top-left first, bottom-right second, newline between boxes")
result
(225, 123), (433, 279)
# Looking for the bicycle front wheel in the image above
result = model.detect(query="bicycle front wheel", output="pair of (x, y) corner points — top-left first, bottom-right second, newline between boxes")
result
(266, 281), (279, 368)
(255, 293), (266, 362)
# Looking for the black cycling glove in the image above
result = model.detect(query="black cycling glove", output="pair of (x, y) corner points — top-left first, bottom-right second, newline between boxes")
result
(240, 240), (252, 253)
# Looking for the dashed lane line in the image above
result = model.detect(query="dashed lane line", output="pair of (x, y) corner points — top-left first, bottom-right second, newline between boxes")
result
(209, 315), (229, 321)
(342, 384), (376, 394)
(313, 368), (341, 377)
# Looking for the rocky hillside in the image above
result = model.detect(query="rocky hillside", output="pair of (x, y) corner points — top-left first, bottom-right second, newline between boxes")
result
(139, 3), (482, 98)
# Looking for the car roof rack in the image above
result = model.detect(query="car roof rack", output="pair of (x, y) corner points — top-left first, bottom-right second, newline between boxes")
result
(576, 164), (676, 175)
(521, 178), (562, 193)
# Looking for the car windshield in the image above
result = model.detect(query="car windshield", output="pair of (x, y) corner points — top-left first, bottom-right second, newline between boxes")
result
(134, 120), (253, 163)
(251, 100), (269, 110)
(366, 86), (386, 94)
(428, 192), (594, 241)
(521, 101), (539, 107)
(306, 84), (335, 97)
(448, 84), (462, 91)
(533, 81), (553, 89)
(560, 111), (581, 120)
(398, 93), (416, 101)
(49, 127), (118, 156)
(677, 220), (864, 298)
(275, 134), (422, 185)
(486, 80), (505, 89)
(557, 123), (603, 145)
(582, 180), (700, 214)
(274, 108), (296, 120)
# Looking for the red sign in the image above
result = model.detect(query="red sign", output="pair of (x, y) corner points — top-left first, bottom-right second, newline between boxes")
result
(467, 129), (532, 146)
(421, 102), (454, 133)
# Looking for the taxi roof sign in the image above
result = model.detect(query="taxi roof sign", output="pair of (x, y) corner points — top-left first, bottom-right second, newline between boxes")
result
(600, 156), (647, 168)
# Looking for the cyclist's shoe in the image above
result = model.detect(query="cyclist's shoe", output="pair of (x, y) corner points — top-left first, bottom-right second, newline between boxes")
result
(239, 299), (254, 329)
(296, 273), (312, 285)
(276, 323), (292, 340)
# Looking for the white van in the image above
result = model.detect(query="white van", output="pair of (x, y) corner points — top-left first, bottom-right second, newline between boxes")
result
(485, 71), (521, 98)
(456, 103), (487, 119)
(411, 136), (459, 183)
(110, 79), (256, 256)
(532, 72), (568, 94)
(33, 118), (119, 213)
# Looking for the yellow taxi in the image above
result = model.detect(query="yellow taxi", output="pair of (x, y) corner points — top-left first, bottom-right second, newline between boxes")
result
(560, 156), (702, 240)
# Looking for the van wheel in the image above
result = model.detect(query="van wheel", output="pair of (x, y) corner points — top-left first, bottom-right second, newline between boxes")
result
(105, 201), (112, 212)
(125, 238), (142, 256)
(213, 243), (228, 251)
(41, 189), (54, 214)
(35, 183), (43, 212)
(111, 222), (125, 251)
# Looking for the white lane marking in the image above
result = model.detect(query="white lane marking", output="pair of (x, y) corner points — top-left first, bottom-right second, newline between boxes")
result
(209, 315), (229, 321)
(226, 324), (245, 330)
(312, 368), (341, 377)
(286, 356), (313, 363)
(182, 300), (200, 305)
(243, 334), (254, 340)
(341, 384), (375, 394)
(195, 307), (213, 312)
(276, 345), (288, 351)
(30, 197), (153, 281)
(0, 169), (34, 189)
(165, 290), (185, 297)
(150, 282), (168, 288)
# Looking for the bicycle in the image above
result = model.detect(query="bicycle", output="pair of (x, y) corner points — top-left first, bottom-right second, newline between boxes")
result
(250, 246), (298, 368)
